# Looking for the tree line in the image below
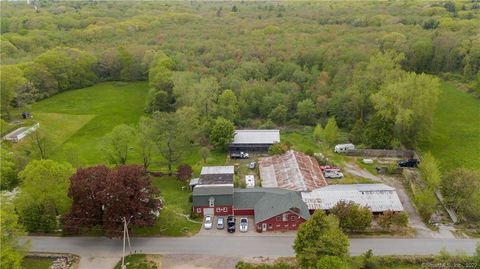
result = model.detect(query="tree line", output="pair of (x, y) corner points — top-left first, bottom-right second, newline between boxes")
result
(1, 1), (479, 150)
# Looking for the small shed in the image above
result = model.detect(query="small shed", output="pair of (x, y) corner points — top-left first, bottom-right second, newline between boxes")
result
(245, 175), (255, 188)
(2, 123), (39, 143)
(189, 178), (199, 190)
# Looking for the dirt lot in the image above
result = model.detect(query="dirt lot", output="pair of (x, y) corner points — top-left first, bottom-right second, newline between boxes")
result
(225, 154), (264, 187)
(161, 254), (240, 269)
(343, 159), (455, 239)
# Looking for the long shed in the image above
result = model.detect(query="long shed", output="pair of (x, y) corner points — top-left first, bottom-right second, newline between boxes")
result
(229, 130), (280, 153)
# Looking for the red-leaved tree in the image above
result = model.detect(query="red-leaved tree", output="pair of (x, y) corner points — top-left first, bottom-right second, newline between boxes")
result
(176, 164), (192, 182)
(63, 165), (162, 237)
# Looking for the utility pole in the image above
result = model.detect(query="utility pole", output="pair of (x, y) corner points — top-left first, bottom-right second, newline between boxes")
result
(121, 217), (126, 269)
(121, 217), (132, 269)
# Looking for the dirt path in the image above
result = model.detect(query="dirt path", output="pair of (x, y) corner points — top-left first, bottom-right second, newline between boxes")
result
(343, 162), (454, 239)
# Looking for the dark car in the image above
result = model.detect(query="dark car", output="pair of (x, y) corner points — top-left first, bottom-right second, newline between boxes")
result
(227, 215), (236, 233)
(398, 159), (419, 168)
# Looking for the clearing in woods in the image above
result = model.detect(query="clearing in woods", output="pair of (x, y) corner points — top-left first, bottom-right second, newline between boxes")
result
(420, 82), (480, 173)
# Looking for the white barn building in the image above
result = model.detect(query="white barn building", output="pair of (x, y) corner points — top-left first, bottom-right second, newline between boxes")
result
(301, 184), (404, 213)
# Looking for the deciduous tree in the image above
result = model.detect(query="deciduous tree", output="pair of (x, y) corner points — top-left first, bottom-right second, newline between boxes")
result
(441, 169), (480, 220)
(371, 72), (440, 148)
(217, 89), (239, 123)
(324, 117), (338, 145)
(176, 164), (192, 182)
(294, 210), (349, 268)
(1, 195), (28, 269)
(210, 117), (234, 150)
(331, 201), (372, 232)
(15, 160), (74, 232)
(64, 165), (162, 237)
(102, 124), (136, 166)
(153, 107), (199, 174)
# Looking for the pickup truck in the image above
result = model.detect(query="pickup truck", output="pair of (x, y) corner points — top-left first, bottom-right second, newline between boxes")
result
(230, 152), (249, 159)
(398, 159), (419, 168)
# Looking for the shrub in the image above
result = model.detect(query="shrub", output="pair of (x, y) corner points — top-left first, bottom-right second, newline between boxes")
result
(268, 142), (291, 155)
(331, 201), (372, 232)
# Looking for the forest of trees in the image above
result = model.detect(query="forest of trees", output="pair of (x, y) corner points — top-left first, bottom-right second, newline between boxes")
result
(1, 1), (479, 150)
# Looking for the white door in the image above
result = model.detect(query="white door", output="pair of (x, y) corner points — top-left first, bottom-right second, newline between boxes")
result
(203, 208), (214, 216)
(262, 223), (267, 232)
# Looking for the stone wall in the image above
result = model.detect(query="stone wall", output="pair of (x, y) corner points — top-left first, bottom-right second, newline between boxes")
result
(345, 149), (416, 158)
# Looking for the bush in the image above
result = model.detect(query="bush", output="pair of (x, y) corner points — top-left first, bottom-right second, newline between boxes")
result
(331, 201), (372, 232)
(377, 211), (408, 231)
(268, 142), (291, 155)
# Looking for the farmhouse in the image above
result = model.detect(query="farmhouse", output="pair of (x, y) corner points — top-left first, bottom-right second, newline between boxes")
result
(2, 123), (39, 143)
(301, 184), (404, 214)
(193, 184), (234, 216)
(192, 166), (235, 215)
(229, 129), (280, 153)
(259, 150), (328, 191)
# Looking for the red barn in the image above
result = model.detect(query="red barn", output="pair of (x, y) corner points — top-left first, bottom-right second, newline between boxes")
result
(234, 188), (310, 232)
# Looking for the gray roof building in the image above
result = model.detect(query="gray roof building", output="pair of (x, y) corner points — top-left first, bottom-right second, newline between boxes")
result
(234, 188), (310, 224)
(232, 130), (280, 144)
(198, 166), (234, 185)
(301, 184), (404, 213)
(229, 130), (280, 153)
(192, 184), (234, 207)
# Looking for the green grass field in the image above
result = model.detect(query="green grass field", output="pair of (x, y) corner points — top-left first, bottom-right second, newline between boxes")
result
(133, 176), (201, 237)
(28, 81), (149, 165)
(22, 257), (53, 269)
(420, 82), (480, 173)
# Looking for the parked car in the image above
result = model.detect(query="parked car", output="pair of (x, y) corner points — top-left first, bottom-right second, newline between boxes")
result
(230, 152), (249, 159)
(320, 165), (340, 171)
(217, 217), (224, 230)
(248, 162), (256, 169)
(398, 159), (419, 168)
(324, 170), (344, 179)
(204, 215), (213, 230)
(363, 158), (374, 164)
(239, 218), (248, 233)
(334, 143), (355, 153)
(227, 216), (236, 233)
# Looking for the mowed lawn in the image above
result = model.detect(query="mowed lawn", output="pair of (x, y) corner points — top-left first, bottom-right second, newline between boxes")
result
(29, 82), (149, 165)
(420, 82), (480, 173)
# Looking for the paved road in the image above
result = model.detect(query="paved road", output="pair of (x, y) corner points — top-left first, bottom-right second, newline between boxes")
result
(26, 235), (479, 269)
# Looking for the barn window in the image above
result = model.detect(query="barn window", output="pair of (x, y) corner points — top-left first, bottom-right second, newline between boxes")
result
(276, 216), (281, 221)
(282, 213), (288, 222)
(209, 197), (215, 207)
(196, 208), (201, 213)
(216, 208), (221, 212)
(223, 207), (228, 212)
(291, 216), (296, 221)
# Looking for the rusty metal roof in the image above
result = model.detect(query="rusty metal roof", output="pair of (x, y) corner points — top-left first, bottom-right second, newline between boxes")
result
(259, 150), (328, 192)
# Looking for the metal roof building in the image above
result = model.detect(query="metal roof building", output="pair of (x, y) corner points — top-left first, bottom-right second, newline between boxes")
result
(301, 184), (404, 213)
(229, 130), (280, 152)
(201, 166), (234, 175)
(198, 166), (234, 185)
(234, 188), (310, 224)
(259, 150), (328, 192)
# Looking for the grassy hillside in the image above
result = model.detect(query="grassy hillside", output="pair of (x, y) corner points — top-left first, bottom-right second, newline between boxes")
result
(28, 81), (149, 165)
(420, 82), (480, 173)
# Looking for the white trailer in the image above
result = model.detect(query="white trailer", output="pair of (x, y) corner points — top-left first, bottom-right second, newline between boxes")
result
(245, 175), (255, 188)
(334, 143), (355, 153)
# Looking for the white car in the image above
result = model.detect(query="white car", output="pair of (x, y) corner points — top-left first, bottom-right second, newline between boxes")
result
(204, 215), (213, 230)
(239, 218), (248, 232)
(324, 170), (344, 179)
